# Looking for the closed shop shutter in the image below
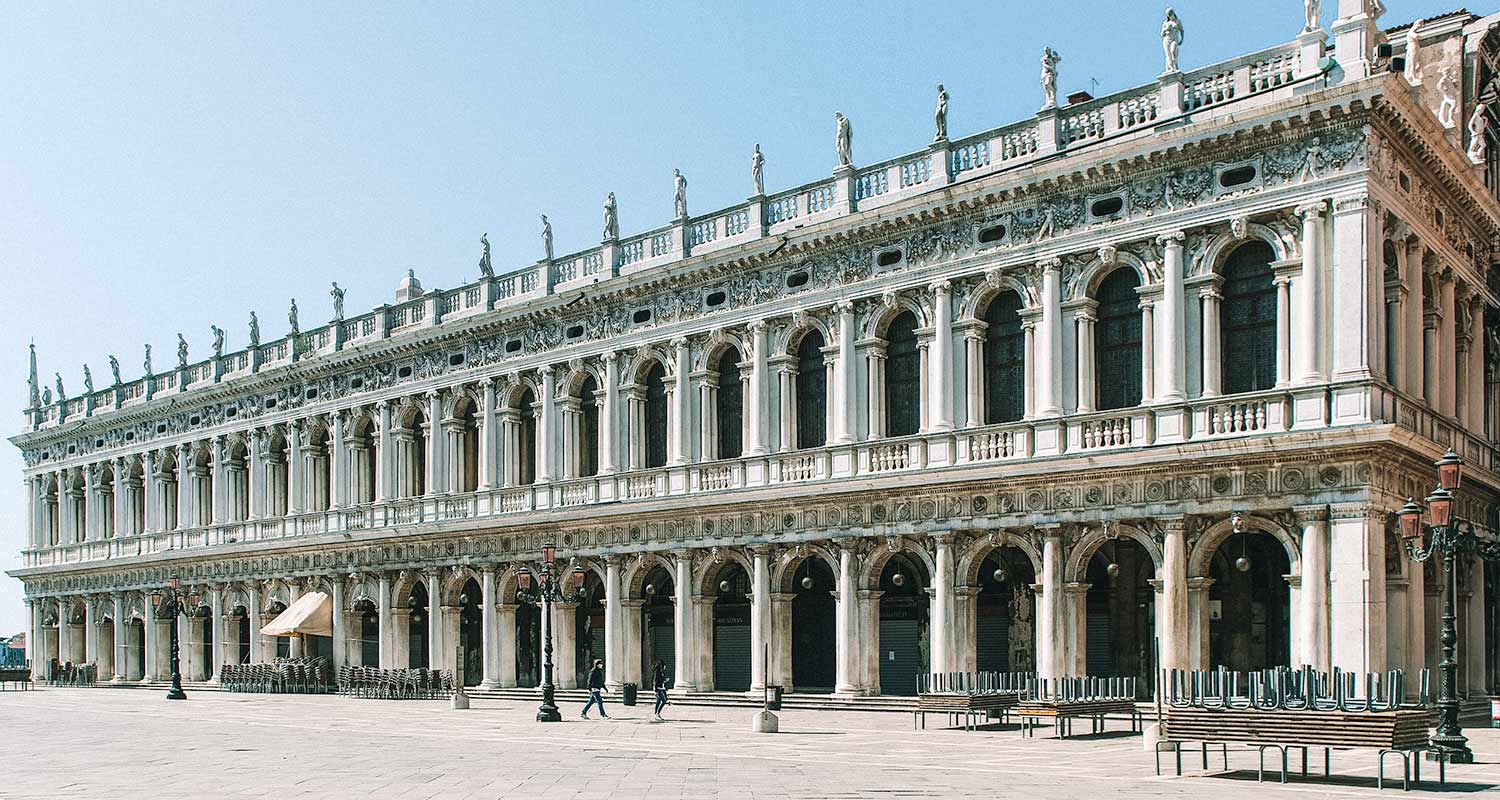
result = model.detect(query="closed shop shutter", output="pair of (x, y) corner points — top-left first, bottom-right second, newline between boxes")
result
(714, 623), (751, 691)
(649, 623), (675, 685)
(1085, 609), (1115, 676)
(975, 612), (1009, 673)
(879, 619), (922, 696)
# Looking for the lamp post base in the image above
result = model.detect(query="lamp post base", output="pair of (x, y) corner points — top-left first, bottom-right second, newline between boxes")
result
(536, 705), (562, 723)
(1427, 741), (1474, 764)
(166, 687), (187, 700)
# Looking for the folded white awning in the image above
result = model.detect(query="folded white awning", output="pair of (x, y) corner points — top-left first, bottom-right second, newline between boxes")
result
(259, 591), (332, 638)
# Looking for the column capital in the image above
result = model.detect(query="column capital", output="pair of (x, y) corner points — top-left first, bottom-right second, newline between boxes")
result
(1039, 257), (1062, 272)
(834, 300), (855, 315)
(1186, 576), (1215, 591)
(930, 532), (956, 546)
(1295, 199), (1329, 219)
(1328, 502), (1385, 522)
(537, 364), (554, 378)
(1156, 230), (1185, 247)
(1292, 504), (1329, 523)
(929, 278), (951, 294)
(671, 337), (689, 351)
(1062, 581), (1091, 595)
(747, 319), (767, 335)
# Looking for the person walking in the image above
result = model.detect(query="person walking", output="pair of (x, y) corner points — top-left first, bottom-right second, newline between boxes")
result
(651, 658), (669, 721)
(580, 659), (609, 720)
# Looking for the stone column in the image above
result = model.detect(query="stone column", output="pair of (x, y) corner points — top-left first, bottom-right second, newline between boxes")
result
(1199, 285), (1224, 398)
(141, 599), (159, 682)
(1331, 194), (1380, 381)
(424, 570), (445, 674)
(930, 280), (954, 431)
(836, 301), (858, 442)
(478, 379), (497, 490)
(553, 600), (578, 689)
(1274, 275), (1294, 387)
(479, 566), (499, 687)
(670, 340), (690, 465)
(672, 552), (695, 691)
(424, 391), (443, 494)
(620, 599), (644, 689)
(931, 534), (955, 674)
(112, 593), (127, 681)
(1436, 275), (1457, 418)
(1295, 202), (1327, 384)
(1466, 297), (1485, 430)
(749, 322), (770, 453)
(330, 577), (346, 669)
(175, 445), (191, 529)
(600, 354), (620, 474)
(1158, 231), (1188, 399)
(142, 452), (158, 532)
(1138, 300), (1156, 404)
(538, 366), (557, 481)
(1465, 559), (1486, 694)
(603, 557), (623, 690)
(1021, 318), (1037, 418)
(1158, 518), (1189, 673)
(1074, 305), (1098, 413)
(245, 581), (262, 664)
(330, 412), (347, 509)
(1402, 238), (1425, 399)
(496, 601), (518, 687)
(962, 330), (984, 427)
(1328, 504), (1385, 675)
(777, 363), (795, 451)
(1423, 310), (1439, 407)
(1037, 528), (1064, 679)
(83, 596), (97, 664)
(286, 423), (304, 514)
(206, 585), (223, 680)
(1296, 505), (1331, 673)
(377, 573), (394, 669)
(375, 402), (393, 502)
(1037, 259), (1063, 416)
(769, 592), (794, 689)
(835, 543), (860, 694)
(749, 547), (771, 693)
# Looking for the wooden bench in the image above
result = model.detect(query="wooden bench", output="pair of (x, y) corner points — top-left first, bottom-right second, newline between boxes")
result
(1156, 706), (1443, 790)
(1014, 699), (1140, 738)
(913, 691), (1020, 730)
(0, 667), (32, 690)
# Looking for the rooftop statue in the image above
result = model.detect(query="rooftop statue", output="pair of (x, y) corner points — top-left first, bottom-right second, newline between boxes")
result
(143, 344), (152, 376)
(933, 85), (948, 141)
(1404, 20), (1422, 84)
(249, 311), (260, 348)
(479, 232), (494, 278)
(673, 169), (688, 220)
(603, 192), (619, 241)
(54, 373), (64, 403)
(1437, 66), (1458, 128)
(540, 218), (553, 262)
(82, 364), (93, 396)
(211, 325), (225, 358)
(1304, 0), (1320, 33)
(835, 112), (853, 167)
(751, 144), (764, 196)
(331, 282), (345, 321)
(176, 333), (188, 368)
(289, 298), (300, 335)
(108, 355), (121, 386)
(1041, 47), (1062, 110)
(1468, 106), (1489, 166)
(1161, 9), (1184, 74)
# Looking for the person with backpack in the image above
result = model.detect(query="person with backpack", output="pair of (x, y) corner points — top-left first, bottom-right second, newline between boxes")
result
(651, 658), (669, 721)
(580, 659), (609, 720)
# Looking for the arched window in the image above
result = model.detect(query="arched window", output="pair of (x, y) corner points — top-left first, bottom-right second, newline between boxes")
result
(579, 376), (600, 477)
(348, 417), (377, 504)
(716, 349), (743, 459)
(983, 292), (1026, 424)
(517, 388), (537, 485)
(1095, 269), (1143, 411)
(796, 331), (827, 449)
(403, 409), (428, 497)
(1220, 241), (1278, 395)
(453, 398), (479, 493)
(885, 311), (921, 436)
(645, 363), (669, 468)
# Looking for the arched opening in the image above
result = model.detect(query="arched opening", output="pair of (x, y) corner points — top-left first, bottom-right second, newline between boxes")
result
(347, 416), (378, 504)
(66, 470), (86, 542)
(309, 426), (333, 511)
(97, 613), (116, 677)
(1221, 241), (1278, 394)
(264, 433), (287, 517)
(126, 617), (145, 679)
(574, 571), (606, 686)
(710, 563), (751, 691)
(406, 581), (429, 668)
(791, 558), (836, 692)
(983, 292), (1027, 424)
(42, 475), (60, 546)
(644, 363), (669, 468)
(885, 311), (922, 437)
(1095, 269), (1143, 411)
(226, 439), (249, 521)
(713, 347), (745, 460)
(975, 547), (1037, 672)
(264, 599), (290, 659)
(98, 463), (117, 538)
(640, 567), (675, 681)
(190, 446), (213, 526)
(579, 375), (600, 477)
(1208, 532), (1291, 671)
(515, 601), (541, 688)
(878, 553), (931, 695)
(195, 605), (214, 681)
(398, 408), (428, 498)
(354, 599), (379, 667)
(234, 607), (251, 664)
(1084, 539), (1154, 698)
(795, 330), (827, 449)
(457, 578), (482, 685)
(516, 388), (538, 485)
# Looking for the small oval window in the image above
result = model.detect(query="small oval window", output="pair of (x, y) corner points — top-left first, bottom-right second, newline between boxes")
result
(125, 432), (135, 441)
(189, 415), (201, 426)
(1219, 165), (1257, 188)
(67, 445), (76, 455)
(705, 290), (726, 307)
(157, 423), (168, 433)
(505, 339), (522, 354)
(565, 324), (584, 339)
(632, 308), (652, 325)
(876, 248), (903, 268)
(305, 388), (318, 400)
(1090, 196), (1124, 218)
(448, 353), (465, 366)
(264, 398), (277, 410)
(397, 366), (413, 379)
(785, 270), (809, 288)
(95, 438), (104, 447)
(978, 224), (1006, 244)
(225, 407), (237, 417)
(350, 377), (363, 390)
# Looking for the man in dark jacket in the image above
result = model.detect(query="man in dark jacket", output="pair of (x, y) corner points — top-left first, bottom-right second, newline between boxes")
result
(652, 659), (669, 721)
(581, 659), (609, 719)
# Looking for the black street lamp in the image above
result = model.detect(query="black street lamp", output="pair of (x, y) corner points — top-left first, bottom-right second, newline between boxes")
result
(1398, 449), (1500, 765)
(513, 542), (586, 722)
(149, 577), (199, 701)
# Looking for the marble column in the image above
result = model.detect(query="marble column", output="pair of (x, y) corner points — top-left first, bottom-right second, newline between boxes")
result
(931, 534), (955, 674)
(1328, 504), (1385, 675)
(553, 601), (578, 689)
(1074, 305), (1097, 413)
(671, 340), (690, 465)
(1331, 194), (1379, 381)
(1037, 259), (1063, 416)
(1138, 300), (1156, 404)
(600, 354), (620, 474)
(1296, 506), (1331, 673)
(376, 402), (393, 502)
(539, 366), (558, 481)
(112, 593), (127, 681)
(836, 301), (858, 442)
(749, 322), (770, 454)
(496, 601), (518, 687)
(1295, 202), (1327, 384)
(1274, 275), (1294, 387)
(1159, 518), (1189, 673)
(1159, 232), (1187, 401)
(175, 445), (191, 529)
(83, 596), (97, 664)
(424, 570), (445, 674)
(749, 548), (771, 693)
(245, 582), (262, 665)
(930, 280), (954, 431)
(962, 330), (984, 427)
(603, 558), (623, 690)
(1037, 528), (1064, 679)
(208, 585), (224, 680)
(377, 573), (395, 670)
(330, 412), (347, 509)
(1200, 284), (1224, 398)
(142, 598), (159, 681)
(1437, 274), (1457, 418)
(330, 577), (346, 669)
(480, 567), (499, 687)
(835, 543), (860, 694)
(672, 552), (695, 691)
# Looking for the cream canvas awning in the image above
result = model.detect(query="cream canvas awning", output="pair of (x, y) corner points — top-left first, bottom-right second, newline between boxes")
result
(259, 591), (333, 638)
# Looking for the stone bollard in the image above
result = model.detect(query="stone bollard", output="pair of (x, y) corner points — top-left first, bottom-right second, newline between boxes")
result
(751, 709), (779, 733)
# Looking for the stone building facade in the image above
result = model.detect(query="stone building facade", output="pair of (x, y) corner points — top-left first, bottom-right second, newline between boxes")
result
(11, 2), (1500, 698)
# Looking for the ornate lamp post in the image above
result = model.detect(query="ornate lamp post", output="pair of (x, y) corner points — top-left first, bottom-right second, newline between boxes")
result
(149, 577), (199, 701)
(514, 542), (586, 722)
(1399, 450), (1500, 765)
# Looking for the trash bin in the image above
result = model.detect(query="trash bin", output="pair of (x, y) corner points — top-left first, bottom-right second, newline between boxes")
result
(766, 685), (783, 711)
(623, 682), (639, 706)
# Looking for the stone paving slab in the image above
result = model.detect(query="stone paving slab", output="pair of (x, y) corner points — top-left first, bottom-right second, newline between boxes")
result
(0, 687), (1498, 799)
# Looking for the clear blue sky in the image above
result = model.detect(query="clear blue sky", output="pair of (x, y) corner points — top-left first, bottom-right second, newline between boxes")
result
(0, 1), (1467, 636)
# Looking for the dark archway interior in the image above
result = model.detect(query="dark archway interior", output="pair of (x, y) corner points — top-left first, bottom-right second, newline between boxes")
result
(711, 563), (751, 691)
(976, 547), (1037, 673)
(458, 578), (482, 685)
(1085, 539), (1154, 698)
(640, 566), (675, 682)
(1208, 532), (1291, 672)
(407, 582), (429, 669)
(791, 558), (836, 692)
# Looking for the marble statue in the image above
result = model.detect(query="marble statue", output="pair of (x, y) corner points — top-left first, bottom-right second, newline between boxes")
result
(1468, 106), (1489, 165)
(835, 112), (853, 167)
(41, 386), (51, 406)
(1304, 0), (1320, 33)
(603, 192), (619, 240)
(751, 144), (764, 195)
(211, 325), (225, 358)
(331, 282), (345, 321)
(934, 85), (949, 141)
(1161, 9), (1183, 74)
(540, 218), (553, 261)
(1437, 66), (1458, 128)
(1041, 47), (1062, 109)
(143, 344), (152, 376)
(108, 355), (121, 386)
(176, 333), (188, 368)
(82, 365), (93, 396)
(54, 373), (64, 403)
(479, 233), (494, 278)
(673, 169), (688, 219)
(1403, 20), (1422, 84)
(289, 298), (300, 335)
(249, 311), (260, 348)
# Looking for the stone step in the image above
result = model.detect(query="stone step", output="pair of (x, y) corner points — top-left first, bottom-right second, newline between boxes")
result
(463, 687), (918, 712)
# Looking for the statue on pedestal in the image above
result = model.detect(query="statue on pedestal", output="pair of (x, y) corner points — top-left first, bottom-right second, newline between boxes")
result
(934, 85), (949, 141)
(1404, 20), (1422, 84)
(1437, 66), (1458, 128)
(479, 233), (494, 277)
(143, 344), (153, 376)
(1041, 47), (1062, 109)
(1303, 0), (1320, 33)
(602, 192), (619, 241)
(82, 365), (93, 396)
(835, 112), (853, 167)
(540, 219), (553, 262)
(289, 298), (300, 336)
(211, 325), (225, 358)
(1161, 9), (1184, 74)
(108, 355), (121, 386)
(176, 334), (188, 368)
(673, 169), (688, 219)
(751, 144), (764, 196)
(54, 373), (65, 403)
(249, 311), (260, 348)
(331, 282), (345, 321)
(1468, 106), (1489, 165)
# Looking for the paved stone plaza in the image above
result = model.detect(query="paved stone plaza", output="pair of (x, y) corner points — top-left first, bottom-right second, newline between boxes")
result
(1, 689), (1499, 799)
